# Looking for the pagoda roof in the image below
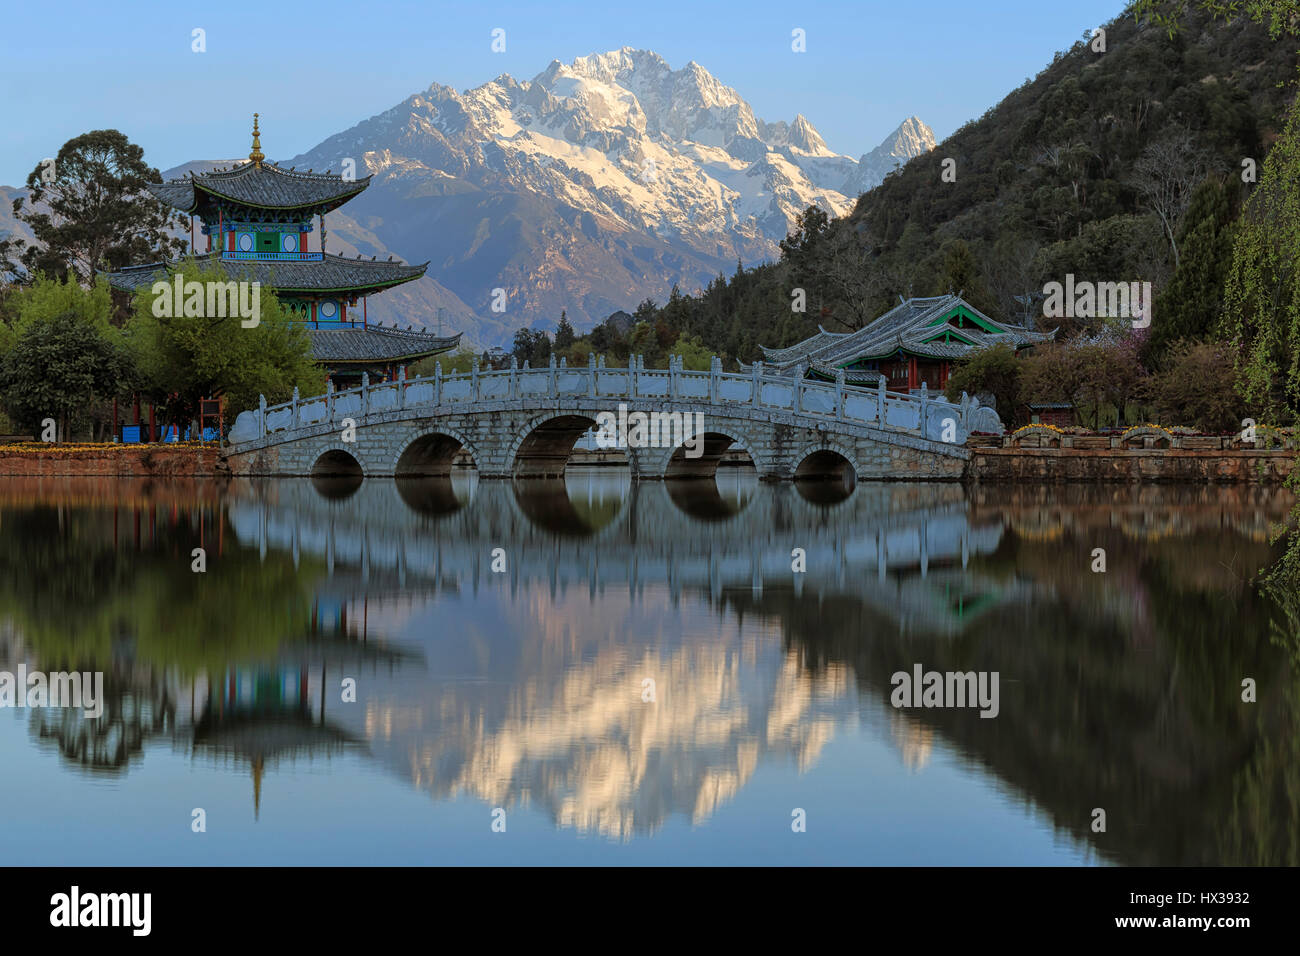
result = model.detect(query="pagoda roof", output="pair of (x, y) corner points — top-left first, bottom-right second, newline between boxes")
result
(758, 294), (1053, 370)
(149, 160), (370, 216)
(105, 251), (428, 295)
(307, 325), (462, 364)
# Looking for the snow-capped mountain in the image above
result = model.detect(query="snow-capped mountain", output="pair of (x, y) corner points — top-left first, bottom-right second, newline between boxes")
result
(1, 49), (933, 346)
(281, 48), (934, 342)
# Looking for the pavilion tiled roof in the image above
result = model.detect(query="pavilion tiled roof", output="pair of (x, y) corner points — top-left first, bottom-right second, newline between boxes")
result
(148, 160), (370, 214)
(105, 252), (427, 295)
(306, 326), (461, 364)
(758, 327), (848, 364)
(757, 294), (1053, 372)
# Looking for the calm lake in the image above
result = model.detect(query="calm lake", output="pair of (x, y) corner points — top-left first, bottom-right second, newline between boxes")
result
(1, 469), (1295, 865)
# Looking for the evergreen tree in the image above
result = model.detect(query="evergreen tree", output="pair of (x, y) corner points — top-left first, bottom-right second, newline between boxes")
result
(1147, 176), (1236, 367)
(554, 310), (575, 349)
(935, 240), (1000, 318)
(1221, 88), (1300, 422)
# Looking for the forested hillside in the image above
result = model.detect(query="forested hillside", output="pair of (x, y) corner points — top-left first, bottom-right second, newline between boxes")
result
(562, 1), (1297, 368)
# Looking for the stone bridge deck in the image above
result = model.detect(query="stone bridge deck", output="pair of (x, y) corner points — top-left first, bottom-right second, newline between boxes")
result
(225, 354), (1004, 480)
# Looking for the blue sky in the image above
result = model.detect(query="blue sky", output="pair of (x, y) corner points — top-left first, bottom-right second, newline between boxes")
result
(1, 0), (1127, 186)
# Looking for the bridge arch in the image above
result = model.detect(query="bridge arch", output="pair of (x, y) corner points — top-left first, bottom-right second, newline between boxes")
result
(311, 446), (365, 478)
(508, 412), (636, 480)
(661, 424), (762, 480)
(393, 424), (481, 476)
(793, 441), (859, 481)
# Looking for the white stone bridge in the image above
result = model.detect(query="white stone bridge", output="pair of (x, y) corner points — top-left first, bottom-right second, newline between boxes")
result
(226, 355), (1003, 480)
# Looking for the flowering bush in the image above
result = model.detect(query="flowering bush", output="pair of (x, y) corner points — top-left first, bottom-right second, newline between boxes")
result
(1120, 424), (1174, 442)
(1012, 423), (1065, 437)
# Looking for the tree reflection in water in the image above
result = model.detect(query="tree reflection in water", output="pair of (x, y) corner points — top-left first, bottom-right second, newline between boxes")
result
(0, 476), (1297, 863)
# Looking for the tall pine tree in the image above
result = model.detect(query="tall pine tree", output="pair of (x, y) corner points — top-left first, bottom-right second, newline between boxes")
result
(1147, 175), (1237, 368)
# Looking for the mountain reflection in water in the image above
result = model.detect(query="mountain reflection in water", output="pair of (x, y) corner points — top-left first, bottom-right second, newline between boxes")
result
(0, 471), (1296, 865)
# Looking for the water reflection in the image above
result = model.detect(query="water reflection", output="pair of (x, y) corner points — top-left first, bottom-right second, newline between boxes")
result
(394, 472), (475, 516)
(0, 474), (1296, 863)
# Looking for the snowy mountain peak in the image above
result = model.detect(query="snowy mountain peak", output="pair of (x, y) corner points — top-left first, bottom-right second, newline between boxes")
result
(881, 116), (936, 160)
(283, 49), (934, 338)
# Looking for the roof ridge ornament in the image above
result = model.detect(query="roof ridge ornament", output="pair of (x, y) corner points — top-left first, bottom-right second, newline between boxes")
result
(249, 113), (265, 165)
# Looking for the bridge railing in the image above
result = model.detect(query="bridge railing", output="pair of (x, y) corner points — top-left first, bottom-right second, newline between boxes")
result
(234, 353), (994, 445)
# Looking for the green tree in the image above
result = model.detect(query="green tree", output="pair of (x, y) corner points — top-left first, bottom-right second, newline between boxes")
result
(125, 261), (324, 428)
(0, 310), (127, 439)
(410, 346), (477, 377)
(1220, 88), (1300, 422)
(670, 333), (713, 371)
(943, 343), (1024, 421)
(1147, 176), (1237, 367)
(567, 340), (594, 366)
(511, 327), (552, 367)
(11, 130), (187, 281)
(554, 310), (575, 350)
(935, 239), (1000, 319)
(1150, 340), (1242, 431)
(1020, 341), (1117, 428)
(1134, 1), (1300, 46)
(628, 320), (664, 366)
(0, 271), (116, 351)
(779, 205), (832, 263)
(0, 275), (127, 439)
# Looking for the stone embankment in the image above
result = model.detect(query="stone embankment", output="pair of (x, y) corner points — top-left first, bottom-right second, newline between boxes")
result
(965, 428), (1295, 482)
(0, 444), (227, 477)
(0, 435), (1291, 483)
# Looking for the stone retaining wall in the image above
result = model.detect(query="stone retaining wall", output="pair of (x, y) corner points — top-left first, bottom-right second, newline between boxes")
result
(0, 445), (228, 477)
(967, 447), (1295, 483)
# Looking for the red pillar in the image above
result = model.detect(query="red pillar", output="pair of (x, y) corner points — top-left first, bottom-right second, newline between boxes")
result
(908, 356), (917, 392)
(148, 405), (156, 442)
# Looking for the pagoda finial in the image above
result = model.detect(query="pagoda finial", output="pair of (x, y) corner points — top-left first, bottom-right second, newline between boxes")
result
(249, 113), (265, 165)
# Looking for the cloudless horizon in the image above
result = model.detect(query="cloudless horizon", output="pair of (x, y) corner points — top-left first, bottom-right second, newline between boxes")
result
(2, 0), (1126, 186)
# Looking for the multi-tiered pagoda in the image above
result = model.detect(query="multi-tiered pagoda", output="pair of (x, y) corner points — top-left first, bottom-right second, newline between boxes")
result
(109, 115), (459, 388)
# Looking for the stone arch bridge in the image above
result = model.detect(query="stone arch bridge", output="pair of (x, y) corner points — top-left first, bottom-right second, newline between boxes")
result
(225, 355), (1003, 480)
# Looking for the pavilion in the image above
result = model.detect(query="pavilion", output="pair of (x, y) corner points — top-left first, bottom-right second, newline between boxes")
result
(748, 293), (1053, 393)
(107, 115), (459, 392)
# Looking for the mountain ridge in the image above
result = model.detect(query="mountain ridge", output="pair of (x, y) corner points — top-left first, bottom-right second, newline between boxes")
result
(283, 48), (933, 344)
(2, 48), (935, 348)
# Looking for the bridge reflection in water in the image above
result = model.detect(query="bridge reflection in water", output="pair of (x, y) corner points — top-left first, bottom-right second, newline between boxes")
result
(0, 473), (1296, 864)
